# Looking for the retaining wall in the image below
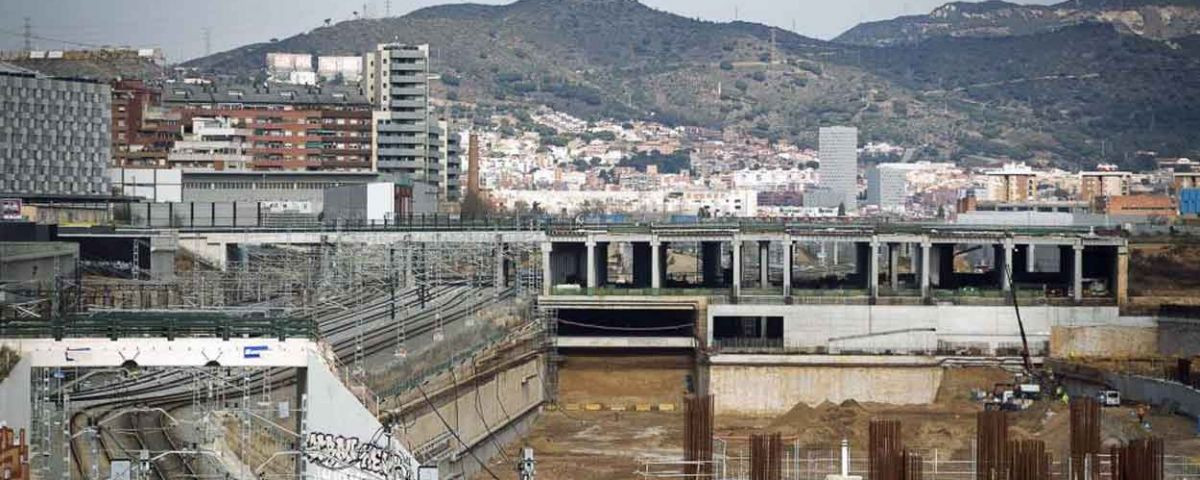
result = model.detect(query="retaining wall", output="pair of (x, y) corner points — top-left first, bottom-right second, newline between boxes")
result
(1049, 326), (1158, 358)
(708, 304), (1137, 353)
(707, 357), (943, 416)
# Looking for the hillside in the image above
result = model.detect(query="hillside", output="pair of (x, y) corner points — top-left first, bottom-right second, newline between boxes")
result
(185, 0), (1200, 169)
(836, 0), (1200, 46)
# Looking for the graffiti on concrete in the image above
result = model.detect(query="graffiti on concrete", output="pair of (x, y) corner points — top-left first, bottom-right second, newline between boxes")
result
(303, 431), (416, 480)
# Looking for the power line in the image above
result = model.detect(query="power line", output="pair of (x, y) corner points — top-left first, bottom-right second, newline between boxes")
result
(23, 17), (31, 51)
(415, 383), (503, 480)
(0, 27), (107, 50)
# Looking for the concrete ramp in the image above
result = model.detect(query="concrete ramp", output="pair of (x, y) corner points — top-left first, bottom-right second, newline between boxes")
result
(303, 351), (422, 479)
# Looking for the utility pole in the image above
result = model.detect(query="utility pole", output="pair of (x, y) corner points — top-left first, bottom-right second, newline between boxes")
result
(23, 17), (31, 52)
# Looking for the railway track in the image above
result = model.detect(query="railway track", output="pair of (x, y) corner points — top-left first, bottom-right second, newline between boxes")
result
(58, 282), (519, 478)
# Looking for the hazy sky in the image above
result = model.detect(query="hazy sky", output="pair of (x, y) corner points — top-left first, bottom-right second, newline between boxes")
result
(0, 0), (1057, 63)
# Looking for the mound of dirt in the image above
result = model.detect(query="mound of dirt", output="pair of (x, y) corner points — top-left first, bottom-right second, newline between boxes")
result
(935, 367), (1014, 406)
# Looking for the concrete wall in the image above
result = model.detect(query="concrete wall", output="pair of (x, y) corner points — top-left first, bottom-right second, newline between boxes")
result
(708, 304), (1137, 354)
(400, 355), (545, 478)
(708, 362), (943, 415)
(1156, 318), (1200, 357)
(304, 351), (421, 479)
(1049, 326), (1157, 358)
(0, 357), (31, 432)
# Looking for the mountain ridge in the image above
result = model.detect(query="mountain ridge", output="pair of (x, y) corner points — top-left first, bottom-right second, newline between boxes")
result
(184, 0), (1200, 169)
(835, 0), (1200, 46)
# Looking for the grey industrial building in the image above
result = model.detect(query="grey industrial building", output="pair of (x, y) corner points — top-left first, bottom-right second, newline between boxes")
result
(0, 62), (111, 198)
(363, 43), (461, 202)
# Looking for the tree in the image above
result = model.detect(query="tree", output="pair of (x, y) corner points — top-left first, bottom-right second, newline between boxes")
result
(734, 80), (748, 92)
(461, 191), (493, 219)
(837, 202), (846, 217)
(324, 18), (332, 27)
(719, 61), (734, 71)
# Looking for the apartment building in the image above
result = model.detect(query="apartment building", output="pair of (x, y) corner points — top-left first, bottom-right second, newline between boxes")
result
(1079, 170), (1131, 204)
(985, 162), (1035, 202)
(364, 43), (460, 201)
(0, 62), (111, 198)
(164, 83), (371, 171)
(111, 79), (180, 168)
(167, 117), (252, 170)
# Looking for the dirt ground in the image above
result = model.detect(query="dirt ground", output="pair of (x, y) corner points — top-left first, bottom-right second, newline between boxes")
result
(556, 354), (692, 407)
(475, 367), (1200, 479)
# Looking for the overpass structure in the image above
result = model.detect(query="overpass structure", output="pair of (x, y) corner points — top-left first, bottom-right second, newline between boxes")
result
(98, 222), (1126, 305)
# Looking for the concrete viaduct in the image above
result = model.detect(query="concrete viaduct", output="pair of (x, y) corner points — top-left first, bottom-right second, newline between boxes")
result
(61, 223), (1129, 305)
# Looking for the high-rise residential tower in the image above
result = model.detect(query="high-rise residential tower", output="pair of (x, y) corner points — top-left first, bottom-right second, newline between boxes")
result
(807, 126), (859, 210)
(363, 43), (459, 201)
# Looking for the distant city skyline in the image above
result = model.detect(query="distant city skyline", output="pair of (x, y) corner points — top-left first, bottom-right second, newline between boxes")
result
(0, 0), (1058, 64)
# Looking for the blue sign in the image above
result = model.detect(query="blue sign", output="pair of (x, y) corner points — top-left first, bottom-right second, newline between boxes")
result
(243, 345), (268, 359)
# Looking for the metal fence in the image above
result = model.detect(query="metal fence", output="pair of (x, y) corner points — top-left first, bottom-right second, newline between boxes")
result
(641, 446), (1200, 480)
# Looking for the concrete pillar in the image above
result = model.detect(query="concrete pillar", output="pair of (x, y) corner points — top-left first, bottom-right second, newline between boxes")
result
(1002, 241), (1014, 292)
(732, 239), (742, 297)
(541, 242), (552, 295)
(758, 240), (770, 287)
(909, 244), (919, 276)
(495, 238), (506, 293)
(868, 240), (880, 299)
(1073, 244), (1084, 303)
(832, 242), (839, 265)
(149, 234), (178, 280)
(1026, 244), (1037, 273)
(888, 243), (899, 291)
(920, 242), (931, 300)
(1116, 245), (1128, 307)
(782, 239), (793, 297)
(586, 239), (598, 289)
(702, 241), (721, 286)
(403, 235), (413, 288)
(650, 240), (662, 290)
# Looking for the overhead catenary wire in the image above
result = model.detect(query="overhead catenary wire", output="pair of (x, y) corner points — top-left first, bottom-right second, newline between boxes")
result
(415, 383), (503, 480)
(555, 318), (694, 332)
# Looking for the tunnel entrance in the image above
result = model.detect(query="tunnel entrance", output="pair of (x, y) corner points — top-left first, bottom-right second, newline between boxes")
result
(555, 308), (695, 337)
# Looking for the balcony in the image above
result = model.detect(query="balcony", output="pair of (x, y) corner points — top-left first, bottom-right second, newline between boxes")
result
(377, 147), (425, 158)
(390, 87), (426, 96)
(389, 100), (426, 109)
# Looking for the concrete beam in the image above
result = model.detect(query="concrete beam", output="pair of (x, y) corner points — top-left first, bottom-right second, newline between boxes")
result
(868, 240), (879, 300)
(541, 242), (552, 295)
(1073, 244), (1084, 303)
(888, 243), (899, 291)
(1002, 240), (1014, 292)
(920, 242), (931, 300)
(586, 239), (598, 289)
(649, 241), (662, 289)
(1116, 245), (1128, 307)
(759, 240), (770, 287)
(732, 239), (742, 297)
(782, 239), (793, 297)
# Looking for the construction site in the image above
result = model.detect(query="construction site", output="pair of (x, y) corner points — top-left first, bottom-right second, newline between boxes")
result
(2, 220), (1200, 480)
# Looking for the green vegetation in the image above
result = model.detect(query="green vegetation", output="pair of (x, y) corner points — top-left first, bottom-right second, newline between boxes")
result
(618, 150), (691, 173)
(183, 0), (1200, 170)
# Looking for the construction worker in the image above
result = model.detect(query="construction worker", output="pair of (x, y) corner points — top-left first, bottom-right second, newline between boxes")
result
(1137, 404), (1151, 431)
